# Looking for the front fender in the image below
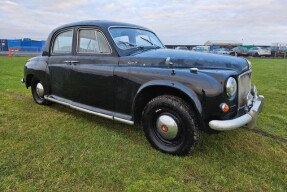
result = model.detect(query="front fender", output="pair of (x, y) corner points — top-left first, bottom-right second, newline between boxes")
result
(133, 80), (203, 116)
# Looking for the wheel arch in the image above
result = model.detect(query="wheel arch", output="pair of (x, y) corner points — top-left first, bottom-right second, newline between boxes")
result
(25, 74), (34, 88)
(132, 80), (203, 126)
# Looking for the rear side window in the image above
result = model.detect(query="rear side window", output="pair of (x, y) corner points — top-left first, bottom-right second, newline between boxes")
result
(52, 30), (73, 53)
(78, 29), (111, 54)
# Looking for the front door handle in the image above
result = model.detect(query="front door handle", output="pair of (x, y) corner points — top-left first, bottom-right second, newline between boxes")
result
(64, 60), (79, 65)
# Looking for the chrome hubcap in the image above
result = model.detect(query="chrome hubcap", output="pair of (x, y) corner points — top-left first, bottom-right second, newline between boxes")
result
(156, 115), (178, 140)
(36, 82), (44, 97)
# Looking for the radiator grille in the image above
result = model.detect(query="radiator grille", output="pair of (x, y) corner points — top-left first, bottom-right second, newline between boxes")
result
(238, 71), (252, 109)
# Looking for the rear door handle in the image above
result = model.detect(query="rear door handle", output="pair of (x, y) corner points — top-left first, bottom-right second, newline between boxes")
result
(70, 61), (79, 64)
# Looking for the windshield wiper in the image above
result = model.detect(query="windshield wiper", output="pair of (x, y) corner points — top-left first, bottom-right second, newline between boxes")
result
(140, 37), (161, 49)
(118, 40), (136, 47)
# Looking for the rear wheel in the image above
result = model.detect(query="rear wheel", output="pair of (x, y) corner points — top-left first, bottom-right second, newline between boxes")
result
(31, 77), (51, 105)
(142, 95), (200, 155)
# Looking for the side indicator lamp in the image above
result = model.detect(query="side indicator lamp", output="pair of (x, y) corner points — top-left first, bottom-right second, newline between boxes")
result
(220, 103), (229, 112)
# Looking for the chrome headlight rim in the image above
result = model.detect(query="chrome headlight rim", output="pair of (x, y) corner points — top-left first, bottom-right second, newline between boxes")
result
(225, 77), (237, 98)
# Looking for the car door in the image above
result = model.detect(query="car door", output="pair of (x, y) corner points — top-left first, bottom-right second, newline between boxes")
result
(70, 27), (117, 113)
(47, 28), (75, 101)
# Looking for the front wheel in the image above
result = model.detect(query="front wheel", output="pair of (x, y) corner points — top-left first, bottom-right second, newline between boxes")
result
(31, 77), (51, 105)
(142, 95), (200, 155)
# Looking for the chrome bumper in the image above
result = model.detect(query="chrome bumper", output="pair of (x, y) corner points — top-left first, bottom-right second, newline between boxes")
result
(209, 95), (264, 131)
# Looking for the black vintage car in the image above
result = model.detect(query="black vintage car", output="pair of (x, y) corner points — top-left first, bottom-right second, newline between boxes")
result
(22, 21), (264, 155)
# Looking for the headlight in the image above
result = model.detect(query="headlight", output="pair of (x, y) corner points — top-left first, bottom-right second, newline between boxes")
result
(247, 60), (252, 69)
(225, 77), (237, 98)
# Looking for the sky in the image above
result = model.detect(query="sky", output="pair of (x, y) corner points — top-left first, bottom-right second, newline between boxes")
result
(0, 0), (286, 45)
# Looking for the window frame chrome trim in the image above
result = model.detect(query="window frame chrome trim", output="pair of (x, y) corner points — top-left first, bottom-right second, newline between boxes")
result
(76, 27), (113, 55)
(50, 28), (74, 55)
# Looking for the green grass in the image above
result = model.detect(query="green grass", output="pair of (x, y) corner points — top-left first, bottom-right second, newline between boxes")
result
(0, 56), (286, 191)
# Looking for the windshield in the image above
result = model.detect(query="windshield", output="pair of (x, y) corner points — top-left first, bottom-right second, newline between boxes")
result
(109, 27), (164, 50)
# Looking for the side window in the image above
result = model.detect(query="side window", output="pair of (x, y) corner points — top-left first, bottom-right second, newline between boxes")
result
(52, 30), (73, 53)
(97, 31), (111, 53)
(78, 29), (111, 54)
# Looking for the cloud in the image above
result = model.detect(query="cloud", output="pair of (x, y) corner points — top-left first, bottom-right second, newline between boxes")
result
(0, 0), (286, 45)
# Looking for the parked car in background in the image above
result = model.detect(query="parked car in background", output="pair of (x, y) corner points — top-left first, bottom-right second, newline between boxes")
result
(230, 47), (249, 56)
(248, 47), (271, 57)
(270, 46), (287, 57)
(175, 46), (189, 50)
(278, 47), (287, 57)
(22, 20), (264, 155)
(212, 48), (230, 55)
(192, 45), (210, 52)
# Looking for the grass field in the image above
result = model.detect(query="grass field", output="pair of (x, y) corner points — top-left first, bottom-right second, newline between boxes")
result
(0, 56), (286, 191)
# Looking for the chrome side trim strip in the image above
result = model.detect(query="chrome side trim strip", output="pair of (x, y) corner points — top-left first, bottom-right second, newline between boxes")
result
(44, 96), (134, 124)
(114, 117), (134, 125)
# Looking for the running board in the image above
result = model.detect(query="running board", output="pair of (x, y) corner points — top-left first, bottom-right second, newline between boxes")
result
(44, 96), (134, 125)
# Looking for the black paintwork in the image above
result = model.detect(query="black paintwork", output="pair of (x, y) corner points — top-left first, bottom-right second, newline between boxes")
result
(23, 20), (250, 131)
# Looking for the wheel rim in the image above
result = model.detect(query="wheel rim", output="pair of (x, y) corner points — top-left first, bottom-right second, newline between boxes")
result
(156, 114), (179, 140)
(36, 82), (44, 98)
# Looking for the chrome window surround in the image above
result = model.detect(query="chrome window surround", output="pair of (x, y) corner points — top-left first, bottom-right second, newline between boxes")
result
(76, 27), (112, 55)
(51, 28), (74, 55)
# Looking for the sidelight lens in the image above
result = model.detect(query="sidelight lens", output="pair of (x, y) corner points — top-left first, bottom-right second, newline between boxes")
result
(220, 103), (229, 112)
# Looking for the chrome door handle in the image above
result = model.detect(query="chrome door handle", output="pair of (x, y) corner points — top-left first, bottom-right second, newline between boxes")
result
(70, 61), (79, 64)
(64, 60), (79, 65)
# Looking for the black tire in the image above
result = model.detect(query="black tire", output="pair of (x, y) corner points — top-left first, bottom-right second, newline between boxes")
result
(31, 77), (51, 105)
(142, 95), (200, 155)
(254, 52), (259, 57)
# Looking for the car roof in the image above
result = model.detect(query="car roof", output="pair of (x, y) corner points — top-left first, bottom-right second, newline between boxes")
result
(52, 20), (149, 32)
(42, 20), (154, 56)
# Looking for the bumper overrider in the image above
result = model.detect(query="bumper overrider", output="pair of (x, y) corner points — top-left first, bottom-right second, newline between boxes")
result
(209, 92), (264, 131)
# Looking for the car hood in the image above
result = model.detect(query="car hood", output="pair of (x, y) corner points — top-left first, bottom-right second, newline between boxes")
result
(128, 48), (249, 73)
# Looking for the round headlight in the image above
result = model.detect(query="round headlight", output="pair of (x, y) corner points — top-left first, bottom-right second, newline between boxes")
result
(225, 77), (237, 98)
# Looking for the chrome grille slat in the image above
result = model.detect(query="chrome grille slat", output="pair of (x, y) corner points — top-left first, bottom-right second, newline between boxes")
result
(238, 70), (252, 109)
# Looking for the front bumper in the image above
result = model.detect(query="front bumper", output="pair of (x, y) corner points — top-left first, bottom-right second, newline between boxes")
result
(209, 95), (264, 131)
